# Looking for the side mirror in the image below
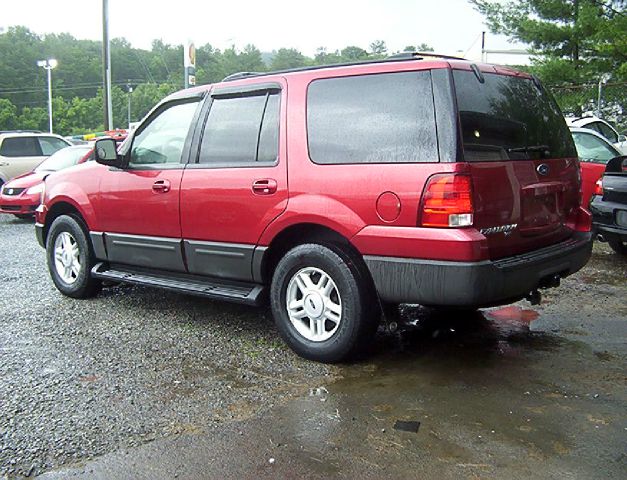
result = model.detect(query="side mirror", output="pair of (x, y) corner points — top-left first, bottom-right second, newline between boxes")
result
(94, 138), (124, 167)
(618, 134), (627, 143)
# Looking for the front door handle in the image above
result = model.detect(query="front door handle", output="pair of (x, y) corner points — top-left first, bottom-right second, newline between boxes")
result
(152, 179), (171, 193)
(252, 179), (277, 195)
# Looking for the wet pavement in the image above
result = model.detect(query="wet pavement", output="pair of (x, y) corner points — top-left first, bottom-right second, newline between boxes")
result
(0, 215), (625, 479)
(40, 249), (627, 479)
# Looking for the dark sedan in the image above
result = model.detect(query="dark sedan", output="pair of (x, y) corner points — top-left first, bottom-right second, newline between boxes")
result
(590, 156), (627, 255)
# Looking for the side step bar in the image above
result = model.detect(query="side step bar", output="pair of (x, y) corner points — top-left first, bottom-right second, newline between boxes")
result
(92, 262), (265, 306)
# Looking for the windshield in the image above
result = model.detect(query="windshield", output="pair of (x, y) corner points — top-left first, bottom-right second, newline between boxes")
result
(35, 146), (92, 172)
(453, 70), (577, 161)
(572, 131), (620, 164)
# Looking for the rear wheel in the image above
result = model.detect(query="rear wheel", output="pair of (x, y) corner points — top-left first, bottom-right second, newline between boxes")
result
(46, 215), (101, 298)
(270, 243), (378, 363)
(608, 237), (627, 256)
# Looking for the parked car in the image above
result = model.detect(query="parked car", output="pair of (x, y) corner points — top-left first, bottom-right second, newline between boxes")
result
(0, 145), (93, 218)
(566, 116), (627, 154)
(35, 54), (592, 362)
(0, 132), (71, 189)
(570, 127), (623, 207)
(590, 156), (627, 255)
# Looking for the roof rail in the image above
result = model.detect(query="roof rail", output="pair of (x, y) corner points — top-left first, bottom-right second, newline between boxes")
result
(222, 71), (263, 82)
(386, 51), (467, 61)
(220, 52), (467, 82)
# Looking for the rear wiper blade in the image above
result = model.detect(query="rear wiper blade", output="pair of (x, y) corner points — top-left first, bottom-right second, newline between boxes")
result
(507, 144), (550, 153)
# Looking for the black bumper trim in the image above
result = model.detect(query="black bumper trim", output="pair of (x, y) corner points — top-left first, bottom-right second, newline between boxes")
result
(35, 223), (45, 248)
(364, 232), (592, 308)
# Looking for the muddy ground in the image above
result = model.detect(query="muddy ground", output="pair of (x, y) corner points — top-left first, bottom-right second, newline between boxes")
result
(0, 215), (625, 479)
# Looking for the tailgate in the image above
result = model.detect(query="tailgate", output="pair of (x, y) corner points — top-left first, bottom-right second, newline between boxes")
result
(452, 66), (580, 259)
(469, 158), (580, 259)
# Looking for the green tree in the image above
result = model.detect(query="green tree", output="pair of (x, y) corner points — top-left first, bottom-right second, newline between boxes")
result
(0, 98), (18, 130)
(270, 48), (307, 70)
(471, 0), (627, 120)
(369, 40), (387, 57)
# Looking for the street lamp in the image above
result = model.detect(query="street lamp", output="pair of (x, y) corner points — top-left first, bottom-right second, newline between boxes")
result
(37, 59), (58, 133)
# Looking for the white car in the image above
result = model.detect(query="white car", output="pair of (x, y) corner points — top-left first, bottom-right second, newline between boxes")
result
(0, 132), (71, 189)
(566, 116), (627, 154)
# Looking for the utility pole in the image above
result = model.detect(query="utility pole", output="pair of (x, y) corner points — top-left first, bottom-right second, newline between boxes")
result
(102, 0), (113, 130)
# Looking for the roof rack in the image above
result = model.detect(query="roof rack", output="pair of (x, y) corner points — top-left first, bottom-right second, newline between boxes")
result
(387, 51), (467, 61)
(221, 51), (467, 82)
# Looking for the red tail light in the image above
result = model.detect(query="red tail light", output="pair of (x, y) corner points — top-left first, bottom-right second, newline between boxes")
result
(419, 174), (474, 227)
(593, 178), (603, 196)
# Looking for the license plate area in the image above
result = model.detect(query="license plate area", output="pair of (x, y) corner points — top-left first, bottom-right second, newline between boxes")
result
(616, 210), (627, 228)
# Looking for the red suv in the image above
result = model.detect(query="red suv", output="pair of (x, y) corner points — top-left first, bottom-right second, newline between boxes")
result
(35, 54), (592, 362)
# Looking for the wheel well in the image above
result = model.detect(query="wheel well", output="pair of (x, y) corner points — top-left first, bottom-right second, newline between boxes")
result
(262, 223), (370, 285)
(43, 202), (85, 244)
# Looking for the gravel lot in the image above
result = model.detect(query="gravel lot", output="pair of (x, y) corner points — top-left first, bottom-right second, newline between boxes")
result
(0, 215), (333, 478)
(0, 213), (625, 479)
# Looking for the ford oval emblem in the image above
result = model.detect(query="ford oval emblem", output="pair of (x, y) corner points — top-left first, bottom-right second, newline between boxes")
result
(537, 163), (550, 176)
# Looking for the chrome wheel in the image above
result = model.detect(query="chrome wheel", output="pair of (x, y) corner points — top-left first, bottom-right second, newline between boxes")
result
(54, 231), (81, 284)
(286, 267), (342, 342)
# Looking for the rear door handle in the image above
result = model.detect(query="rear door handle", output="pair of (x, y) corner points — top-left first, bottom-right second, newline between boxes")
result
(152, 179), (171, 193)
(252, 179), (277, 195)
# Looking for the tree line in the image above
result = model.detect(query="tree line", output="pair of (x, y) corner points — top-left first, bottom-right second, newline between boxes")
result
(1, 0), (625, 136)
(0, 26), (435, 135)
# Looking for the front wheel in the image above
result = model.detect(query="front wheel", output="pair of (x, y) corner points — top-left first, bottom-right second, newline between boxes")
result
(46, 215), (101, 298)
(270, 243), (378, 363)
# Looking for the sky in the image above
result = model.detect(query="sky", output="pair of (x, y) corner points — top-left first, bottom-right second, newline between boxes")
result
(0, 0), (529, 64)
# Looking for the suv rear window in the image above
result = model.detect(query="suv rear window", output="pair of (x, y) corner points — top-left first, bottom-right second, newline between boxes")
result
(0, 137), (42, 157)
(307, 71), (438, 164)
(453, 70), (576, 161)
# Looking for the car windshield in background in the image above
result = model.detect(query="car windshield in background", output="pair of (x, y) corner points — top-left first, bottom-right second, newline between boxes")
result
(572, 131), (620, 164)
(453, 70), (576, 161)
(35, 146), (91, 172)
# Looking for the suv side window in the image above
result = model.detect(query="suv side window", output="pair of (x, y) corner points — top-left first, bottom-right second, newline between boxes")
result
(198, 92), (280, 165)
(0, 137), (42, 157)
(307, 71), (438, 164)
(39, 136), (69, 156)
(129, 100), (199, 167)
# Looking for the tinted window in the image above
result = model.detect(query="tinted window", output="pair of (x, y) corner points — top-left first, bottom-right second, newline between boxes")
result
(130, 100), (198, 166)
(39, 136), (69, 156)
(0, 137), (41, 157)
(199, 92), (279, 164)
(453, 70), (577, 161)
(572, 131), (619, 164)
(307, 71), (438, 164)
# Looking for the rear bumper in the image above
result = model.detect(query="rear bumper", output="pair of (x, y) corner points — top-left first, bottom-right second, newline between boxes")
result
(590, 195), (627, 240)
(364, 232), (592, 308)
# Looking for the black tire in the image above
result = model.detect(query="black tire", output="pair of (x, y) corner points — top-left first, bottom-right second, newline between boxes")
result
(270, 243), (378, 363)
(46, 215), (102, 298)
(608, 237), (627, 256)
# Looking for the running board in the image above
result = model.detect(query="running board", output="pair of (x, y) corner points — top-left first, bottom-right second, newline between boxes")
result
(91, 262), (265, 306)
